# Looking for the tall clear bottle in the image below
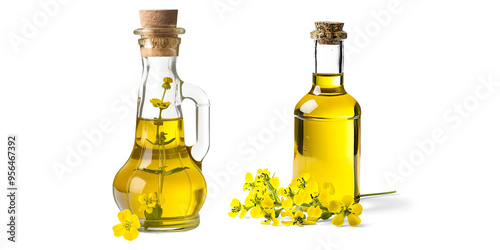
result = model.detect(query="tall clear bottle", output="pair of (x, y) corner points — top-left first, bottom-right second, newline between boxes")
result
(113, 10), (210, 232)
(294, 22), (361, 201)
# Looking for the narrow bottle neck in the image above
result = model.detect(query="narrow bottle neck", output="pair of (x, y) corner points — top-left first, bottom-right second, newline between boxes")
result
(142, 56), (179, 79)
(312, 41), (345, 94)
(315, 40), (344, 74)
(138, 56), (182, 119)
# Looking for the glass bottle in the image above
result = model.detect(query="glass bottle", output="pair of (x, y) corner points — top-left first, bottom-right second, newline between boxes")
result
(113, 10), (210, 232)
(293, 22), (361, 202)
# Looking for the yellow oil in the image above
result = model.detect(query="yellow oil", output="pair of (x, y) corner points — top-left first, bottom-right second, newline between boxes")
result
(113, 117), (206, 230)
(294, 73), (361, 201)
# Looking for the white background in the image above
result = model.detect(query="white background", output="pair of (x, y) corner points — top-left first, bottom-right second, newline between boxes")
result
(1, 0), (500, 249)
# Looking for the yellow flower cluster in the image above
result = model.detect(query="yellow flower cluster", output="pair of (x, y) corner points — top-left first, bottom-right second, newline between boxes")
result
(149, 77), (174, 110)
(138, 192), (164, 214)
(229, 169), (363, 227)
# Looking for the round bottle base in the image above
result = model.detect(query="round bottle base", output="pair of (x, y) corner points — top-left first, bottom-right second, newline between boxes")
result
(139, 214), (200, 232)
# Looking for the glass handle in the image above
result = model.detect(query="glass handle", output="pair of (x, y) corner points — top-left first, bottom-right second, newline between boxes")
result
(181, 82), (210, 164)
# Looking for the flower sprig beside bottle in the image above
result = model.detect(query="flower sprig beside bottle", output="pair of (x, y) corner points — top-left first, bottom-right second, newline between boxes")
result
(229, 169), (363, 227)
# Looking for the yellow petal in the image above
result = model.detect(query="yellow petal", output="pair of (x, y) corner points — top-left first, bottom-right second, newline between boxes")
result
(328, 200), (342, 213)
(260, 220), (271, 225)
(272, 218), (280, 226)
(146, 207), (153, 214)
(230, 198), (240, 208)
(347, 214), (361, 227)
(308, 216), (319, 222)
(250, 206), (263, 218)
(257, 168), (270, 176)
(130, 215), (141, 229)
(112, 224), (125, 237)
(307, 206), (322, 218)
(123, 228), (139, 241)
(262, 196), (274, 208)
(228, 211), (239, 217)
(239, 208), (247, 218)
(342, 195), (354, 207)
(283, 198), (293, 209)
(138, 194), (147, 204)
(295, 210), (305, 219)
(280, 211), (287, 217)
(270, 177), (279, 189)
(163, 77), (173, 83)
(130, 228), (140, 240)
(306, 206), (315, 216)
(349, 203), (363, 215)
(303, 220), (316, 225)
(149, 98), (161, 107)
(294, 192), (304, 205)
(277, 187), (285, 196)
(281, 220), (293, 226)
(285, 209), (295, 218)
(118, 209), (132, 223)
(332, 214), (345, 227)
(245, 192), (254, 207)
(245, 172), (253, 183)
(158, 102), (171, 109)
(318, 192), (331, 207)
(302, 191), (313, 204)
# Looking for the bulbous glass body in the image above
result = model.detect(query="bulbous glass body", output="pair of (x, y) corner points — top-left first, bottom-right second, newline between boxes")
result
(113, 56), (210, 232)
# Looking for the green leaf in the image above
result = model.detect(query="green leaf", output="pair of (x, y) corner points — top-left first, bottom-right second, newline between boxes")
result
(160, 137), (175, 145)
(320, 211), (333, 220)
(137, 168), (161, 175)
(145, 206), (163, 220)
(145, 138), (156, 145)
(162, 167), (189, 176)
(275, 208), (283, 218)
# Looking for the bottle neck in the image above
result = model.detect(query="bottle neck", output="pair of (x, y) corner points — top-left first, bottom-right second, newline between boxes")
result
(138, 56), (182, 119)
(315, 40), (344, 74)
(312, 40), (346, 95)
(142, 56), (179, 82)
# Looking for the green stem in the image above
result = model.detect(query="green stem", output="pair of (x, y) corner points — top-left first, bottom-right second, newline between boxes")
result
(160, 87), (167, 102)
(156, 87), (168, 195)
(359, 190), (396, 197)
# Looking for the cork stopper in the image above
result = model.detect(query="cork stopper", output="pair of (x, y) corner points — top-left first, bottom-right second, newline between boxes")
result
(134, 9), (185, 57)
(311, 21), (347, 45)
(139, 9), (178, 28)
